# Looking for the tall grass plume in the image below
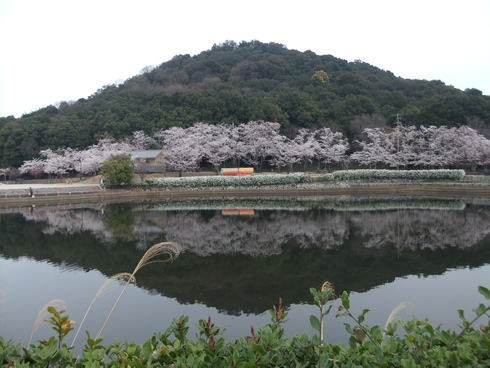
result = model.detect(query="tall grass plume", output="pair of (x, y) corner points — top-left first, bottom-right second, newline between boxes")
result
(29, 299), (66, 345)
(384, 302), (414, 329)
(71, 272), (135, 347)
(96, 242), (182, 338)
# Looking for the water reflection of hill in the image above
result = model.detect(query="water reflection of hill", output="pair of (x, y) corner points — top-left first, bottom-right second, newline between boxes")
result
(1, 197), (489, 314)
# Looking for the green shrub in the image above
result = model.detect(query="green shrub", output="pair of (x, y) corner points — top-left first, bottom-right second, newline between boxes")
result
(2, 286), (489, 367)
(148, 173), (312, 189)
(332, 169), (466, 181)
(100, 154), (135, 186)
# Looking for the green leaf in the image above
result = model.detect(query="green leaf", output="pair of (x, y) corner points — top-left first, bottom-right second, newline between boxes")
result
(446, 351), (458, 366)
(140, 340), (154, 361)
(341, 291), (350, 310)
(424, 324), (434, 335)
(358, 309), (369, 323)
(438, 330), (453, 345)
(478, 286), (490, 301)
(344, 323), (354, 334)
(474, 303), (486, 316)
(173, 339), (181, 350)
(319, 353), (330, 367)
(309, 315), (321, 331)
(323, 305), (333, 317)
(310, 287), (320, 300)
(400, 358), (417, 368)
(321, 288), (332, 302)
(251, 343), (266, 355)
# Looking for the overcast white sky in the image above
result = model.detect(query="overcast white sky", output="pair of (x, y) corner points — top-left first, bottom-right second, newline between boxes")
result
(0, 0), (489, 118)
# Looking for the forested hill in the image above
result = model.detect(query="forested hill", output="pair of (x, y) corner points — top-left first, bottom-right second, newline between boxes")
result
(1, 40), (490, 167)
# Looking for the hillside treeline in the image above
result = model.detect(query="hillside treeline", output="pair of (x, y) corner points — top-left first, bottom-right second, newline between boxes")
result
(1, 40), (489, 167)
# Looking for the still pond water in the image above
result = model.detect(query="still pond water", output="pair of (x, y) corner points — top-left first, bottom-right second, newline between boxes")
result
(1, 195), (490, 352)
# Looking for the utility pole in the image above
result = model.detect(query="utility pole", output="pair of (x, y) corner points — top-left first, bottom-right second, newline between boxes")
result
(79, 158), (83, 181)
(396, 114), (402, 170)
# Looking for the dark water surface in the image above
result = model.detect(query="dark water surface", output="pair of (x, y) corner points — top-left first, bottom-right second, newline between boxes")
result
(1, 196), (489, 351)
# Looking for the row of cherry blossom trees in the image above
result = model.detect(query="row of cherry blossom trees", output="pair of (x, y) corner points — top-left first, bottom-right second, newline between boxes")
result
(351, 125), (490, 170)
(155, 121), (349, 175)
(10, 122), (350, 178)
(3, 121), (490, 180)
(16, 137), (134, 178)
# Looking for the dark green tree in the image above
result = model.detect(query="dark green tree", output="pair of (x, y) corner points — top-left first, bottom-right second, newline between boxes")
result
(277, 91), (321, 127)
(100, 154), (134, 185)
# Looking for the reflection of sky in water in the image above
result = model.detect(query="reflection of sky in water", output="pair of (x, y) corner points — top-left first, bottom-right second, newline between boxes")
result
(1, 255), (489, 352)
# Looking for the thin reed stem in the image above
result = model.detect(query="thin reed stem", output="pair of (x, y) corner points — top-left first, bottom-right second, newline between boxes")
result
(384, 302), (414, 329)
(71, 273), (135, 347)
(96, 242), (181, 339)
(29, 299), (66, 345)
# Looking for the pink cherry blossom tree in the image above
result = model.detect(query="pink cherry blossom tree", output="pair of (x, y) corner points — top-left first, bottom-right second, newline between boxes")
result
(39, 148), (77, 178)
(391, 125), (422, 168)
(0, 167), (8, 181)
(350, 128), (395, 168)
(414, 126), (471, 169)
(73, 136), (134, 176)
(194, 123), (235, 174)
(352, 124), (490, 170)
(130, 130), (156, 150)
(293, 129), (317, 172)
(160, 126), (203, 176)
(410, 126), (443, 168)
(19, 158), (45, 178)
(268, 135), (301, 173)
(447, 126), (490, 171)
(236, 121), (281, 172)
(6, 167), (21, 181)
(314, 127), (350, 170)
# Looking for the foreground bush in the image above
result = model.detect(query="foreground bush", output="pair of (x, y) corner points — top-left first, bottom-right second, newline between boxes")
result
(147, 173), (312, 188)
(332, 169), (466, 181)
(1, 286), (489, 367)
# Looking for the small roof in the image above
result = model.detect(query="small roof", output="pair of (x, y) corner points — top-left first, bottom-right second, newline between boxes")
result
(126, 150), (162, 159)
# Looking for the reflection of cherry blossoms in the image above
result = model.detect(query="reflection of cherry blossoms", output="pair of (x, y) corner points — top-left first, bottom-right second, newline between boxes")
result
(351, 209), (490, 251)
(22, 208), (114, 242)
(138, 205), (490, 255)
(19, 200), (490, 256)
(154, 210), (350, 256)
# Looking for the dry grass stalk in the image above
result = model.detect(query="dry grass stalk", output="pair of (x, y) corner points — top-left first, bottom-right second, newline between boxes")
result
(96, 242), (182, 339)
(29, 299), (66, 345)
(0, 291), (5, 326)
(134, 241), (182, 273)
(71, 272), (135, 347)
(384, 302), (414, 329)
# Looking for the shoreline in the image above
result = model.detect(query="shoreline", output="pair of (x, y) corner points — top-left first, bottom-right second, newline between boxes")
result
(1, 182), (490, 208)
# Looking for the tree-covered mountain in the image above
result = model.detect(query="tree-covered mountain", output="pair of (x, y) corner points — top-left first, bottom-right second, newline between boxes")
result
(1, 40), (489, 167)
